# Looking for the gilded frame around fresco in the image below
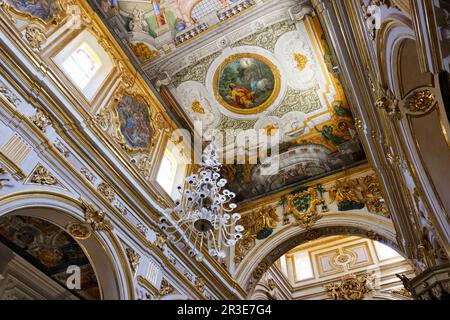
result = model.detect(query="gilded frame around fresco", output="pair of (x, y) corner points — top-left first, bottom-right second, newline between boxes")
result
(111, 88), (156, 155)
(0, 0), (65, 27)
(213, 53), (281, 115)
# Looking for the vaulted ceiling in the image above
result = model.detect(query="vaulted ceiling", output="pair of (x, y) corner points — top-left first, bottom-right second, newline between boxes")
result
(91, 0), (367, 202)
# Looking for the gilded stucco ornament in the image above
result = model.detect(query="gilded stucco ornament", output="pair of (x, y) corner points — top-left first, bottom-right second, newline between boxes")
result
(126, 247), (141, 273)
(80, 167), (96, 184)
(80, 198), (113, 232)
(324, 273), (375, 300)
(405, 89), (435, 113)
(97, 182), (116, 203)
(0, 166), (10, 189)
(358, 175), (389, 217)
(25, 25), (46, 50)
(154, 233), (167, 250)
(136, 155), (152, 177)
(29, 164), (58, 185)
(0, 82), (20, 106)
(375, 88), (401, 119)
(287, 187), (324, 229)
(329, 178), (365, 211)
(54, 139), (70, 157)
(66, 222), (92, 240)
(159, 279), (175, 296)
(194, 277), (206, 294)
(234, 205), (280, 264)
(94, 109), (112, 131)
(30, 109), (52, 132)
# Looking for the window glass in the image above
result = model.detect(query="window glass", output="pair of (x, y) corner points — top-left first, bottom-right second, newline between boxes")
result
(157, 150), (177, 195)
(374, 241), (399, 261)
(61, 42), (102, 89)
(294, 251), (314, 281)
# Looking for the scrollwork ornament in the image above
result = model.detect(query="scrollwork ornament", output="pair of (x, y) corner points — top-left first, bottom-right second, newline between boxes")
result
(375, 88), (402, 120)
(287, 187), (324, 228)
(94, 109), (112, 131)
(25, 24), (46, 50)
(234, 205), (280, 264)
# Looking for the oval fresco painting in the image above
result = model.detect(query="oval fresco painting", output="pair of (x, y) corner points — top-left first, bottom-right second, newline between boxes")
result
(214, 53), (280, 115)
(115, 94), (153, 152)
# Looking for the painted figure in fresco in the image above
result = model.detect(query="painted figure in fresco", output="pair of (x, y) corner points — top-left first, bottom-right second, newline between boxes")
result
(217, 55), (276, 111)
(315, 125), (346, 146)
(152, 0), (166, 27)
(9, 0), (60, 22)
(117, 95), (152, 150)
(226, 83), (255, 109)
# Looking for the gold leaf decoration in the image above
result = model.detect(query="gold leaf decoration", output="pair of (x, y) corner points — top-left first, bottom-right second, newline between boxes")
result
(159, 279), (175, 296)
(287, 187), (324, 229)
(30, 109), (52, 132)
(66, 222), (92, 240)
(80, 198), (113, 232)
(126, 247), (140, 273)
(406, 89), (435, 113)
(293, 53), (308, 71)
(30, 164), (57, 185)
(97, 182), (116, 202)
(191, 99), (205, 114)
(324, 273), (375, 300)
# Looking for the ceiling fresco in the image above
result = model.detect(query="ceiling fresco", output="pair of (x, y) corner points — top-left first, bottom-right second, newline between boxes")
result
(0, 216), (100, 300)
(171, 16), (366, 202)
(91, 0), (366, 202)
(97, 0), (259, 64)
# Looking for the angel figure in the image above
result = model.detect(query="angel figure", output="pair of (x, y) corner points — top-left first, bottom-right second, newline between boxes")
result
(329, 178), (365, 211)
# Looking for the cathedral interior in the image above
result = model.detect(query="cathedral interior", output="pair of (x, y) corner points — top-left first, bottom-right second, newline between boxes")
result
(0, 0), (449, 301)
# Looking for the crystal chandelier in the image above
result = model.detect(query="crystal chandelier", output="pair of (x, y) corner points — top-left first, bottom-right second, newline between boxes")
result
(159, 143), (244, 262)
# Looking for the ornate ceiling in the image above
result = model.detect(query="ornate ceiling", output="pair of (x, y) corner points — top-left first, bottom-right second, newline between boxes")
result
(92, 0), (366, 202)
(0, 216), (100, 300)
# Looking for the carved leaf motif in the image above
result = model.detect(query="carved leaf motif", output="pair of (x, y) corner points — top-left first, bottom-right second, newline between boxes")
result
(80, 198), (113, 232)
(30, 164), (57, 185)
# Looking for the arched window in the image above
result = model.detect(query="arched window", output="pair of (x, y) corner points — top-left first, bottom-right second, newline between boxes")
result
(191, 0), (223, 22)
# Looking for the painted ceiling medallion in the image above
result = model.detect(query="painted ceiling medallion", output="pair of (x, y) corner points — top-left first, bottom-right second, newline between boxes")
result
(213, 53), (280, 115)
